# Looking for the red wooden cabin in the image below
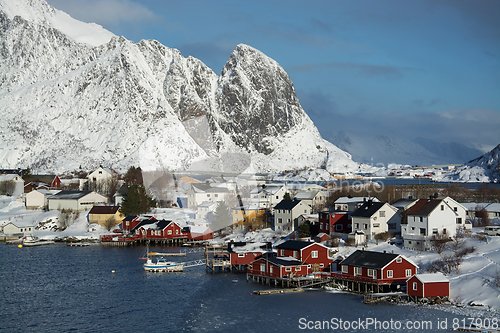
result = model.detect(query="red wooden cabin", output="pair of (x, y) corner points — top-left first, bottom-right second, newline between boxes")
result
(248, 256), (311, 278)
(335, 250), (418, 290)
(228, 242), (273, 266)
(275, 240), (334, 272)
(407, 273), (449, 298)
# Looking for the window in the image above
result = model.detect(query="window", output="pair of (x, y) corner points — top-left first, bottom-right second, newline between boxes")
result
(319, 264), (324, 268)
(304, 210), (307, 213)
(441, 205), (444, 210)
(293, 251), (298, 258)
(363, 224), (368, 230)
(278, 218), (282, 224)
(336, 224), (343, 231)
(270, 266), (273, 273)
(456, 218), (462, 224)
(214, 194), (218, 198)
(419, 216), (423, 222)
(413, 282), (418, 291)
(355, 223), (359, 229)
(276, 196), (279, 199)
(420, 228), (426, 235)
(167, 230), (172, 235)
(454, 207), (457, 211)
(125, 221), (129, 226)
(238, 254), (245, 257)
(176, 230), (179, 234)
(311, 251), (318, 258)
(387, 270), (393, 278)
(396, 257), (402, 263)
(342, 265), (348, 273)
(354, 267), (362, 276)
(280, 249), (285, 256)
(320, 223), (323, 230)
(260, 264), (265, 272)
(367, 269), (376, 278)
(295, 266), (301, 271)
(379, 211), (385, 217)
(285, 267), (292, 272)
(433, 228), (438, 235)
(207, 194), (210, 197)
(406, 269), (412, 277)
(373, 223), (380, 228)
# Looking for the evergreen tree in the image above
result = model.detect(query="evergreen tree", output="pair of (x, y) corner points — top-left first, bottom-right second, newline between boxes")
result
(119, 185), (156, 216)
(297, 222), (310, 238)
(283, 192), (292, 200)
(212, 201), (231, 231)
(124, 166), (143, 186)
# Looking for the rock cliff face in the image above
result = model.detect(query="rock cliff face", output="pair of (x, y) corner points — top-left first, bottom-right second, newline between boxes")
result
(442, 144), (500, 183)
(0, 0), (359, 174)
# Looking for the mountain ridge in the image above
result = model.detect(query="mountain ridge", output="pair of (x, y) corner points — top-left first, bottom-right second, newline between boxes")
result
(0, 0), (362, 174)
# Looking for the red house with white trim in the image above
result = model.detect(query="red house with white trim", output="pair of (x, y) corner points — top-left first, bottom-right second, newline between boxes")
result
(228, 242), (273, 267)
(248, 256), (311, 278)
(136, 220), (187, 239)
(275, 240), (334, 272)
(188, 225), (214, 240)
(407, 273), (449, 298)
(318, 211), (352, 234)
(336, 250), (418, 290)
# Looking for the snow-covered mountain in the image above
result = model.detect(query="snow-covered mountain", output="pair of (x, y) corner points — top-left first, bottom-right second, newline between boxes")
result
(441, 144), (500, 183)
(0, 0), (361, 174)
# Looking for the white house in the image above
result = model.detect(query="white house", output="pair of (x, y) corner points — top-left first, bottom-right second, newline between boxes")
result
(195, 201), (218, 222)
(25, 189), (60, 209)
(273, 199), (312, 232)
(351, 201), (401, 240)
(186, 183), (229, 210)
(0, 174), (24, 196)
(293, 190), (326, 212)
(250, 184), (288, 210)
(402, 197), (465, 251)
(334, 196), (380, 212)
(48, 190), (108, 211)
(3, 222), (34, 236)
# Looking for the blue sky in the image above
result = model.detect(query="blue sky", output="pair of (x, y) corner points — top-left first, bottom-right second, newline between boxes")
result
(47, 0), (500, 153)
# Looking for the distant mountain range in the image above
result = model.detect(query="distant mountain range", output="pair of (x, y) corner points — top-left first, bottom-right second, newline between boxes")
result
(0, 0), (362, 174)
(331, 132), (485, 166)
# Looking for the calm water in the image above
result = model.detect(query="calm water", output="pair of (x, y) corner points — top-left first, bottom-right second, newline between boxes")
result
(0, 243), (496, 332)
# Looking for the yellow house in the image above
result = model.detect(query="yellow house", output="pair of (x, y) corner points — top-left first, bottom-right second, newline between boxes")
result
(232, 206), (267, 229)
(88, 206), (124, 229)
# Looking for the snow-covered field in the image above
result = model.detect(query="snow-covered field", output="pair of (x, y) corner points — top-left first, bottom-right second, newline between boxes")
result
(1, 194), (499, 314)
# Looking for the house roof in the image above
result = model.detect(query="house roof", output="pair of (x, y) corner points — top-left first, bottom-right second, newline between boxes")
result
(191, 183), (228, 193)
(264, 256), (304, 267)
(406, 199), (442, 216)
(49, 190), (92, 200)
(412, 273), (449, 283)
(391, 198), (418, 209)
(274, 199), (304, 210)
(294, 191), (321, 200)
(275, 240), (313, 250)
(351, 201), (386, 217)
(227, 241), (272, 253)
(340, 250), (399, 269)
(123, 215), (137, 221)
(89, 206), (120, 215)
(335, 196), (379, 204)
(250, 184), (285, 195)
(32, 175), (58, 184)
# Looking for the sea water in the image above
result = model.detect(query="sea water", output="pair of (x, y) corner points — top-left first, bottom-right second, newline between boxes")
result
(0, 243), (497, 332)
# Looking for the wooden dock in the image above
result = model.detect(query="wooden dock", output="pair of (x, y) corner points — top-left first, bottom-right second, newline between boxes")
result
(252, 288), (304, 295)
(363, 293), (408, 304)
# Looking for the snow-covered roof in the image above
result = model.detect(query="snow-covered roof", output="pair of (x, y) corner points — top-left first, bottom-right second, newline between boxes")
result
(294, 191), (320, 200)
(189, 225), (210, 234)
(0, 174), (22, 181)
(485, 203), (500, 213)
(414, 273), (449, 283)
(335, 197), (379, 204)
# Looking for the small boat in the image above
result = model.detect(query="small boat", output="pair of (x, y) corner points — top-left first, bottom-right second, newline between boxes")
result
(22, 235), (55, 247)
(142, 241), (184, 272)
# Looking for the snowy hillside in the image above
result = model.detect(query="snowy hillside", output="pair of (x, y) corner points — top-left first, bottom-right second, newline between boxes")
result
(440, 144), (500, 183)
(0, 0), (363, 175)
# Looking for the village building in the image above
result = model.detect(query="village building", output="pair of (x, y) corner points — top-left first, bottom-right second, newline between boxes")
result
(275, 240), (334, 272)
(334, 250), (418, 292)
(25, 189), (60, 209)
(114, 184), (128, 206)
(0, 174), (24, 196)
(232, 205), (268, 230)
(248, 256), (311, 279)
(293, 190), (326, 212)
(136, 220), (188, 240)
(391, 197), (419, 213)
(227, 242), (273, 270)
(318, 210), (352, 235)
(187, 225), (213, 241)
(29, 175), (62, 189)
(273, 199), (311, 232)
(2, 221), (34, 236)
(88, 206), (124, 228)
(334, 196), (380, 212)
(402, 197), (466, 251)
(249, 184), (288, 210)
(406, 273), (449, 300)
(186, 183), (229, 210)
(47, 190), (108, 211)
(351, 201), (401, 240)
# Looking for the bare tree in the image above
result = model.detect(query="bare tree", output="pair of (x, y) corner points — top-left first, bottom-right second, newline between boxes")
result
(103, 216), (118, 231)
(0, 180), (16, 196)
(430, 232), (449, 254)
